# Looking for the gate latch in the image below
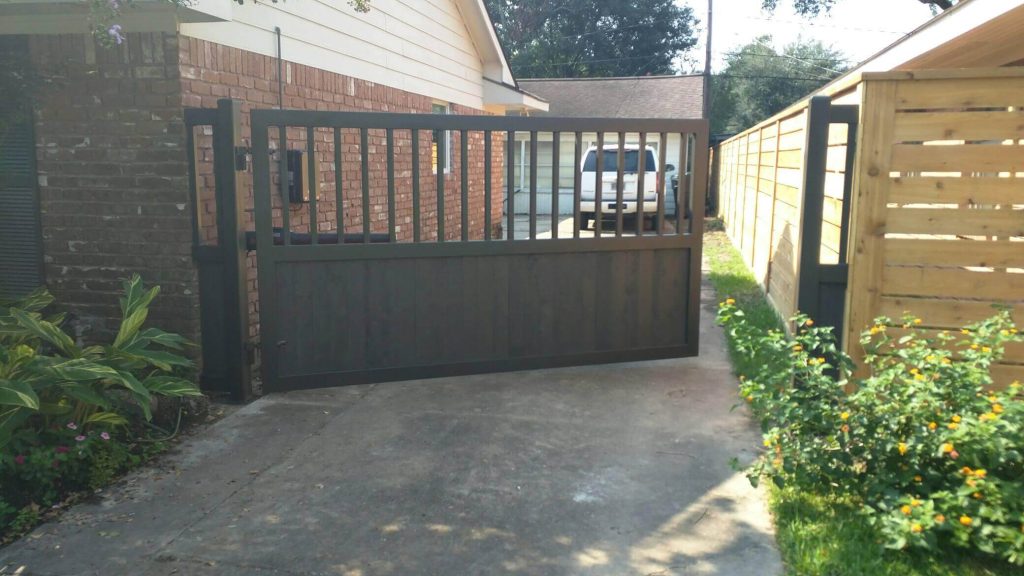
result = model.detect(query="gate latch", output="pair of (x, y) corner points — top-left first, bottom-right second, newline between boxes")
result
(234, 146), (250, 171)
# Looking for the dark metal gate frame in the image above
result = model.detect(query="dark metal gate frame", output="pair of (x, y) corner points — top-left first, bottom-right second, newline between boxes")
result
(251, 110), (709, 392)
(184, 99), (251, 401)
(797, 95), (859, 344)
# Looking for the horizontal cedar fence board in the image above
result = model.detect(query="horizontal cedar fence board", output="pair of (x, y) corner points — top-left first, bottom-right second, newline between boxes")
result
(778, 131), (806, 150)
(879, 296), (1019, 328)
(828, 123), (849, 145)
(894, 77), (1024, 110)
(890, 144), (1024, 172)
(777, 149), (804, 169)
(885, 207), (1024, 236)
(826, 146), (848, 172)
(825, 173), (847, 199)
(883, 267), (1024, 300)
(823, 196), (844, 226)
(883, 238), (1024, 268)
(991, 364), (1024, 388)
(880, 328), (1024, 364)
(893, 110), (1024, 142)
(780, 114), (807, 135)
(889, 177), (1023, 206)
(777, 169), (803, 190)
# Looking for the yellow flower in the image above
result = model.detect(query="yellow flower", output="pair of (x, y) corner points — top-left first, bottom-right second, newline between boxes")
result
(763, 438), (772, 447)
(793, 344), (804, 352)
(981, 346), (991, 353)
(951, 415), (961, 423)
(911, 523), (923, 533)
(913, 318), (922, 325)
(911, 499), (922, 507)
(925, 355), (937, 363)
(941, 443), (954, 453)
(805, 319), (815, 327)
(935, 514), (946, 524)
(869, 326), (881, 335)
(901, 505), (912, 516)
(745, 395), (754, 403)
(1001, 330), (1010, 336)
(973, 492), (984, 500)
(898, 442), (908, 456)
(725, 298), (736, 305)
(960, 515), (973, 526)
(948, 422), (959, 430)
(980, 412), (997, 422)
(988, 395), (998, 403)
(928, 422), (938, 431)
(840, 412), (850, 421)
(993, 404), (1004, 414)
(974, 469), (987, 478)
(941, 357), (952, 365)
(909, 368), (920, 375)
(966, 478), (977, 487)
(914, 475), (923, 482)
(914, 374), (925, 381)
(961, 329), (971, 335)
(961, 466), (973, 475)
(970, 343), (979, 350)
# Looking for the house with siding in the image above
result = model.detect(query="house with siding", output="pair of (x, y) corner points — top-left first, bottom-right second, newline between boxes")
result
(0, 0), (547, 375)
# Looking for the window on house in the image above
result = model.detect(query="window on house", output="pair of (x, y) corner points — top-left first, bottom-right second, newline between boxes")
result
(431, 102), (452, 175)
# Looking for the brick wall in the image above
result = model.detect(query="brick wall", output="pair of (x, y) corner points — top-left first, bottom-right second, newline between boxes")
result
(179, 37), (506, 342)
(29, 33), (198, 344)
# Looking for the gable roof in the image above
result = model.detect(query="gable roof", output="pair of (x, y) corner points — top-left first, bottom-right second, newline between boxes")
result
(517, 75), (705, 119)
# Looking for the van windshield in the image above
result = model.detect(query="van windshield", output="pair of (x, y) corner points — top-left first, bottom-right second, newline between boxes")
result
(583, 149), (657, 173)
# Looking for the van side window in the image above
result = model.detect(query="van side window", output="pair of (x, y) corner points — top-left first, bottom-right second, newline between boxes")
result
(582, 150), (657, 172)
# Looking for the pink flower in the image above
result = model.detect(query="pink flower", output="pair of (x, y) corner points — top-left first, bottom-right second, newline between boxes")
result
(100, 432), (111, 441)
(67, 422), (78, 431)
(14, 455), (25, 465)
(75, 435), (86, 442)
(55, 446), (70, 454)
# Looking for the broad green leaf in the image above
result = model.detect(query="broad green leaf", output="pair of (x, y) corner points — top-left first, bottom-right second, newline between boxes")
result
(85, 411), (129, 426)
(118, 370), (152, 420)
(125, 348), (193, 372)
(113, 305), (149, 349)
(119, 274), (144, 316)
(136, 328), (189, 351)
(0, 406), (32, 450)
(0, 379), (40, 409)
(143, 375), (202, 397)
(0, 286), (53, 312)
(11, 308), (78, 357)
(60, 382), (112, 409)
(44, 358), (121, 382)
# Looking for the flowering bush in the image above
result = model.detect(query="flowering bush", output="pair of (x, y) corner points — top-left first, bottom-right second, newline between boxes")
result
(717, 300), (1024, 566)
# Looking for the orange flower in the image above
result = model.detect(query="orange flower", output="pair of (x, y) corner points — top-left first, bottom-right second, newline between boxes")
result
(914, 475), (923, 483)
(805, 319), (814, 327)
(935, 514), (945, 524)
(993, 404), (1004, 414)
(928, 422), (938, 431)
(725, 298), (736, 305)
(966, 478), (977, 487)
(841, 424), (850, 434)
(972, 492), (983, 500)
(961, 466), (973, 475)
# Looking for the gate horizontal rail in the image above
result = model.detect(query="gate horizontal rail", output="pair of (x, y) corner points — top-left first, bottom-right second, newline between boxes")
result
(250, 109), (709, 392)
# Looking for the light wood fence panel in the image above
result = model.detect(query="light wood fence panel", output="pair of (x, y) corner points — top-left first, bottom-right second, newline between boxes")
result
(846, 70), (1024, 387)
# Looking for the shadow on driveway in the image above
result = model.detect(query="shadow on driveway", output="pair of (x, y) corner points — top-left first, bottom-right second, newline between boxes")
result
(0, 283), (781, 576)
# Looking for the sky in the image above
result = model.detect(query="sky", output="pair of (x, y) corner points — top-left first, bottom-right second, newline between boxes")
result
(677, 0), (939, 72)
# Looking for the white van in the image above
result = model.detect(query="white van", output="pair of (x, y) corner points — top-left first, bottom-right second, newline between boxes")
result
(579, 145), (671, 230)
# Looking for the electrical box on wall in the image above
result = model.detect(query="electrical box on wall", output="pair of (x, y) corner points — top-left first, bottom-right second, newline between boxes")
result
(286, 149), (311, 203)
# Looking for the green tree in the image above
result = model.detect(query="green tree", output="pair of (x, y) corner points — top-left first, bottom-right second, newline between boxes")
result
(711, 36), (848, 133)
(761, 0), (960, 16)
(484, 0), (699, 78)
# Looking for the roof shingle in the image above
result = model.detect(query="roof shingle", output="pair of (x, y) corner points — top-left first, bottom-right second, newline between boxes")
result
(517, 75), (705, 119)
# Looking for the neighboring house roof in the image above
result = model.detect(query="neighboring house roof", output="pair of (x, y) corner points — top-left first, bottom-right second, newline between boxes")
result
(516, 75), (705, 119)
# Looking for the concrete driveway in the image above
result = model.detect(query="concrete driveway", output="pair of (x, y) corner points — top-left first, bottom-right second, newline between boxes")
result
(0, 285), (781, 576)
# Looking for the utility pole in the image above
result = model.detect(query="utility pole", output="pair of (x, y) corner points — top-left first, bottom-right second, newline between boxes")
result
(702, 0), (713, 120)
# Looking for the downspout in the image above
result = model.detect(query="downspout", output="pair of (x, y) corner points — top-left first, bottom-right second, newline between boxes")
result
(275, 26), (284, 110)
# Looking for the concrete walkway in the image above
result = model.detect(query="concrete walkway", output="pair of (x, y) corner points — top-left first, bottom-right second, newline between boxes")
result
(0, 284), (781, 576)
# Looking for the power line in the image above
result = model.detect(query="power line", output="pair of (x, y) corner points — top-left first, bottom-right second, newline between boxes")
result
(734, 14), (907, 35)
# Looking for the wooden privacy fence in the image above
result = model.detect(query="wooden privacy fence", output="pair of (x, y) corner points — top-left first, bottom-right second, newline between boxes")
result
(717, 68), (1024, 386)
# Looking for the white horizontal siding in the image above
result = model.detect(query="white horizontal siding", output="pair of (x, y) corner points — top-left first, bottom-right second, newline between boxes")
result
(180, 0), (486, 108)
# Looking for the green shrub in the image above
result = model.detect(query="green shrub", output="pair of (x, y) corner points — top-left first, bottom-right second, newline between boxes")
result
(0, 276), (201, 539)
(717, 301), (1024, 566)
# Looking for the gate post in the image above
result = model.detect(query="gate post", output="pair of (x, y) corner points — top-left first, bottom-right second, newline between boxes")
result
(796, 96), (831, 323)
(212, 98), (252, 402)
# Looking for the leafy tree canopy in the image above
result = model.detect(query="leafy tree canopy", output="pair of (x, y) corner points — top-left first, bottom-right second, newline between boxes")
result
(484, 0), (699, 78)
(760, 0), (960, 17)
(711, 36), (848, 133)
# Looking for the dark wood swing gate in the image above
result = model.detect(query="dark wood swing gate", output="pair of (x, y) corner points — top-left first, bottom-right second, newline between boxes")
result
(250, 109), (708, 393)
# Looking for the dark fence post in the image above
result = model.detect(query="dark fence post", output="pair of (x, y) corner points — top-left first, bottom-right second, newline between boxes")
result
(797, 96), (831, 322)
